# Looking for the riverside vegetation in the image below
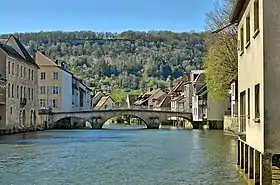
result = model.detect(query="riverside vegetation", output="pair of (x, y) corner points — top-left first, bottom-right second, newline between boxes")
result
(0, 31), (205, 101)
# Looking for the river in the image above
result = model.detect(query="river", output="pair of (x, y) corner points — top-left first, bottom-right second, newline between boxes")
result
(0, 125), (246, 185)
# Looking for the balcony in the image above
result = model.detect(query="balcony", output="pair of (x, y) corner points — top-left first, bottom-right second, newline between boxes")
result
(20, 98), (27, 106)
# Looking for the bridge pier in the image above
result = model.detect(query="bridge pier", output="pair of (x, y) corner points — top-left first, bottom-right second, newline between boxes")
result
(146, 117), (160, 129)
(91, 117), (103, 129)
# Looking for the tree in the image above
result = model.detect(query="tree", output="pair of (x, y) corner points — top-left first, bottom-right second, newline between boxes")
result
(204, 0), (237, 102)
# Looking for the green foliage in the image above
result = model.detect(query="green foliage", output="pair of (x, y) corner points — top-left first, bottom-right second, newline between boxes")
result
(110, 89), (127, 102)
(0, 31), (205, 90)
(204, 0), (237, 102)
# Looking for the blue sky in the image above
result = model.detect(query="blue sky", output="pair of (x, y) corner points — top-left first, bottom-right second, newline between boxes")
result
(1, 0), (216, 34)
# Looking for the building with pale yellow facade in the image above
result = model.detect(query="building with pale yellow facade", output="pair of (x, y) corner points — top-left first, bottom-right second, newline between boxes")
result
(35, 51), (92, 128)
(231, 0), (280, 184)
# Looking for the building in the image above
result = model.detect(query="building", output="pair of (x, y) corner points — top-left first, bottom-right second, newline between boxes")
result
(92, 92), (106, 108)
(0, 35), (40, 133)
(195, 84), (230, 129)
(126, 94), (139, 109)
(223, 76), (239, 133)
(230, 0), (280, 184)
(35, 51), (92, 127)
(94, 96), (115, 110)
(134, 88), (166, 109)
(192, 72), (206, 122)
(153, 94), (171, 111)
(184, 70), (205, 113)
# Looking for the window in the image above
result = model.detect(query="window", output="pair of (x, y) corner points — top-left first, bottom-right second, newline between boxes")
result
(28, 88), (30, 100)
(246, 14), (250, 45)
(24, 87), (26, 98)
(12, 63), (14, 75)
(11, 84), (14, 98)
(24, 67), (26, 77)
(16, 85), (19, 99)
(7, 83), (10, 98)
(28, 69), (30, 79)
(8, 61), (10, 74)
(17, 64), (19, 76)
(255, 84), (260, 120)
(31, 88), (34, 101)
(20, 86), (23, 98)
(52, 99), (58, 107)
(254, 0), (259, 33)
(52, 86), (59, 94)
(20, 66), (23, 77)
(40, 72), (46, 80)
(247, 88), (250, 118)
(31, 70), (34, 81)
(40, 86), (46, 94)
(240, 26), (244, 52)
(40, 99), (46, 108)
(53, 72), (59, 80)
(10, 107), (12, 115)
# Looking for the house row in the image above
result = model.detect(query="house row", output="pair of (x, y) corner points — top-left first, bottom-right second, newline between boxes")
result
(0, 35), (98, 132)
(91, 91), (115, 110)
(127, 70), (229, 127)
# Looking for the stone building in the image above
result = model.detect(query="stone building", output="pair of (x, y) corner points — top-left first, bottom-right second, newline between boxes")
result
(0, 35), (40, 133)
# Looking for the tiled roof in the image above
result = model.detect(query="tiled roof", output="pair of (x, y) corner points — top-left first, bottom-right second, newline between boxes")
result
(127, 94), (139, 104)
(230, 0), (247, 23)
(0, 43), (25, 61)
(95, 96), (112, 108)
(155, 94), (171, 108)
(194, 73), (205, 83)
(196, 84), (207, 96)
(11, 36), (36, 64)
(171, 95), (184, 102)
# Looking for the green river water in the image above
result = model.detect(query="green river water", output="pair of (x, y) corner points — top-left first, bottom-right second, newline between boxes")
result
(0, 125), (247, 185)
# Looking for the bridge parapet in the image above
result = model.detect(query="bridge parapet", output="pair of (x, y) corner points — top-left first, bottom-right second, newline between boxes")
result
(39, 108), (193, 129)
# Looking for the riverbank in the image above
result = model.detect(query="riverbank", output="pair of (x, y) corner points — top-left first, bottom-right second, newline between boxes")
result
(0, 125), (44, 135)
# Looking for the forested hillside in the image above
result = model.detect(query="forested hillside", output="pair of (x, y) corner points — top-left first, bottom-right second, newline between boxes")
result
(0, 31), (205, 91)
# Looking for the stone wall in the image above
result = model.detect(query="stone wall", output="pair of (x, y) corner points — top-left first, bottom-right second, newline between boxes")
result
(223, 115), (239, 134)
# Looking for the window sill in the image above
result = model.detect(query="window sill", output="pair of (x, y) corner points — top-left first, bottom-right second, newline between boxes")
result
(245, 41), (250, 49)
(253, 29), (260, 39)
(253, 117), (260, 123)
(239, 50), (244, 56)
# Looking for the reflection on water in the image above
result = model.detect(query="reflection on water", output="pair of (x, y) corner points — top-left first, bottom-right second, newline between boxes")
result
(0, 126), (246, 185)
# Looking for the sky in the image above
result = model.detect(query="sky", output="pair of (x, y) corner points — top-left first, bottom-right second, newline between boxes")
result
(1, 0), (216, 34)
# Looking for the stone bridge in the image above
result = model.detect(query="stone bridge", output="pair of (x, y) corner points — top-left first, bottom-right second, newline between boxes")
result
(39, 109), (193, 129)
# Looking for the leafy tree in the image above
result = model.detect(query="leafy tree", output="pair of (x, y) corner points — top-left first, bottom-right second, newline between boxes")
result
(204, 0), (237, 102)
(0, 30), (205, 92)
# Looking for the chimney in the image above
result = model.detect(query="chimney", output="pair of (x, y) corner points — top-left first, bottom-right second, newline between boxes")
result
(149, 87), (153, 92)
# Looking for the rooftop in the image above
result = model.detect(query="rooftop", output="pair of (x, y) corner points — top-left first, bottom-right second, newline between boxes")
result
(230, 0), (247, 23)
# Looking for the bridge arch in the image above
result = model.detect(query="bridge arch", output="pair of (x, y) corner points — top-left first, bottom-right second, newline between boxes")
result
(165, 115), (194, 129)
(54, 116), (87, 129)
(101, 114), (148, 128)
(47, 109), (193, 130)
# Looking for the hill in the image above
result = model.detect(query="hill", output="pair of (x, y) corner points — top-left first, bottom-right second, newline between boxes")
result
(0, 31), (205, 91)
